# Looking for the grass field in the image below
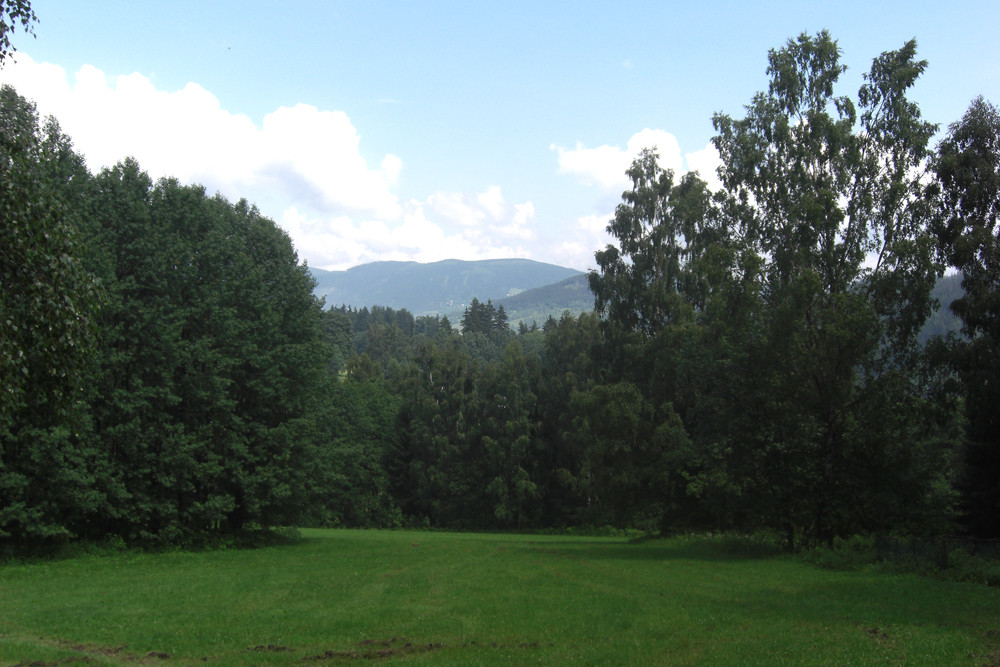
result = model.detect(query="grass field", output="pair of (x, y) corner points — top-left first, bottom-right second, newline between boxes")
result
(1, 529), (998, 665)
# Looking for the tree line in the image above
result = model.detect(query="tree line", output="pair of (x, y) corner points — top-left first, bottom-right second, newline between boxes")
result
(2, 30), (998, 549)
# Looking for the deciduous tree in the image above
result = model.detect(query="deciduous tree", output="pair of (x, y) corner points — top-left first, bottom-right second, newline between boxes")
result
(933, 96), (1000, 537)
(0, 0), (35, 65)
(711, 31), (945, 544)
(0, 86), (102, 543)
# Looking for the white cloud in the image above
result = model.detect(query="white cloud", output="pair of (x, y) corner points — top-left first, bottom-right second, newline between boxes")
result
(0, 54), (709, 274)
(0, 53), (402, 221)
(423, 185), (536, 245)
(281, 200), (534, 271)
(494, 201), (536, 240)
(576, 213), (611, 235)
(551, 141), (630, 190)
(259, 103), (402, 219)
(426, 191), (487, 227)
(477, 185), (505, 220)
(685, 142), (723, 191)
(0, 54), (540, 269)
(552, 128), (722, 192)
(626, 129), (683, 173)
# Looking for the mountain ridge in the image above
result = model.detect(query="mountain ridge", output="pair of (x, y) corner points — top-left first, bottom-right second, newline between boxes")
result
(310, 260), (965, 337)
(309, 258), (585, 317)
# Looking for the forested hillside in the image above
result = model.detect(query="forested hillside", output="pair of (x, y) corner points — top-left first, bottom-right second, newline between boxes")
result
(496, 274), (594, 329)
(3, 28), (999, 550)
(310, 259), (581, 316)
(314, 255), (964, 339)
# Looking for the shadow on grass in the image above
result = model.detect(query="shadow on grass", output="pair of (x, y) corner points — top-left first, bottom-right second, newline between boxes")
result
(523, 535), (786, 563)
(0, 526), (306, 565)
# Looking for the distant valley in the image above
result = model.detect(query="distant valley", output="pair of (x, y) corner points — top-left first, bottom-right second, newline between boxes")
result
(310, 259), (965, 337)
(309, 258), (592, 326)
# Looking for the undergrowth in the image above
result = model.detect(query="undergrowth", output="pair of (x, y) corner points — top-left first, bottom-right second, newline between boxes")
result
(803, 534), (1000, 587)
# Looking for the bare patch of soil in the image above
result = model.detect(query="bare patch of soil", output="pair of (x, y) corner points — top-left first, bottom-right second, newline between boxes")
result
(302, 638), (441, 662)
(14, 641), (171, 666)
(301, 637), (554, 662)
(864, 626), (890, 641)
(252, 644), (294, 653)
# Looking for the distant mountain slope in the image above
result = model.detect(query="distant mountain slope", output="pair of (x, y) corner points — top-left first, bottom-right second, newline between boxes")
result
(310, 259), (583, 315)
(310, 261), (964, 338)
(497, 273), (594, 327)
(919, 272), (964, 344)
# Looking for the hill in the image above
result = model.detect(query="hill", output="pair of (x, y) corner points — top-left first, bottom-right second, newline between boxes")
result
(310, 260), (964, 337)
(497, 273), (594, 327)
(919, 272), (964, 344)
(309, 259), (583, 316)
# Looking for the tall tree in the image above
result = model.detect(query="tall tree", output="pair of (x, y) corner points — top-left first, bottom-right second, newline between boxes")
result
(84, 162), (330, 543)
(932, 96), (1000, 537)
(389, 338), (480, 526)
(589, 149), (717, 337)
(711, 31), (946, 544)
(480, 341), (540, 527)
(312, 373), (401, 528)
(0, 86), (102, 543)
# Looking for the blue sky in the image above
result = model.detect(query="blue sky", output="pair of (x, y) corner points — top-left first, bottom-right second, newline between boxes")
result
(3, 1), (998, 270)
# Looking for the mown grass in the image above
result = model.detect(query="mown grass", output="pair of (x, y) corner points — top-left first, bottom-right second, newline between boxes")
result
(1, 530), (998, 665)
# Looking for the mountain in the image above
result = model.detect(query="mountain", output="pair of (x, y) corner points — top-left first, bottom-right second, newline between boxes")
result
(309, 258), (583, 316)
(310, 260), (966, 337)
(919, 272), (964, 345)
(497, 273), (594, 327)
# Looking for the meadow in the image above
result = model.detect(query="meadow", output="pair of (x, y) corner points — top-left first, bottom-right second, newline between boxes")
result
(1, 530), (997, 665)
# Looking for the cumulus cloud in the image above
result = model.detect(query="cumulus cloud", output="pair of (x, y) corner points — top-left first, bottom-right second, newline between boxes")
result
(0, 54), (715, 273)
(685, 142), (724, 191)
(0, 54), (541, 270)
(281, 200), (533, 270)
(421, 185), (536, 245)
(576, 213), (612, 235)
(0, 54), (402, 221)
(277, 183), (539, 270)
(551, 128), (722, 192)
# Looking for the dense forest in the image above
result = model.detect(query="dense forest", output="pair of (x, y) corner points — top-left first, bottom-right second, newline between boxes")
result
(2, 27), (999, 550)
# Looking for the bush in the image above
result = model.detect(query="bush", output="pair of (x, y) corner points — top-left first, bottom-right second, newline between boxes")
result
(803, 535), (880, 571)
(944, 550), (1000, 586)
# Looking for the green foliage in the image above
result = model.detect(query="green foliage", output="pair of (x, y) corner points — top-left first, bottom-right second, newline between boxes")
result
(3, 30), (995, 547)
(479, 341), (540, 527)
(318, 307), (353, 374)
(389, 338), (481, 526)
(0, 86), (102, 543)
(81, 163), (330, 544)
(309, 376), (401, 528)
(933, 96), (1000, 537)
(1, 79), (336, 547)
(944, 549), (1000, 587)
(0, 0), (35, 65)
(590, 148), (717, 336)
(566, 382), (681, 529)
(704, 32), (946, 545)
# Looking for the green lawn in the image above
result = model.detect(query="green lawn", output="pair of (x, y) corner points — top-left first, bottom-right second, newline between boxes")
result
(1, 530), (997, 665)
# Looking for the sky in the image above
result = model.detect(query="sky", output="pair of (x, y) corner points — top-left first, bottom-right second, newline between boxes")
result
(2, 1), (998, 272)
